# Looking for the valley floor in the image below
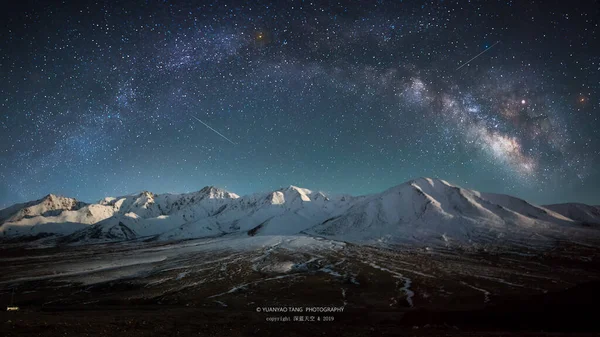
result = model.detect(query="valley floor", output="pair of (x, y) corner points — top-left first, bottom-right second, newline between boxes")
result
(1, 235), (599, 336)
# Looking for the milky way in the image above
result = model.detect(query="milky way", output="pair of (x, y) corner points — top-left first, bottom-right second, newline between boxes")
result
(0, 0), (598, 207)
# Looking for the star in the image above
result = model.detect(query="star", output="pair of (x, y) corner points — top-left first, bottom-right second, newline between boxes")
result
(0, 0), (597, 208)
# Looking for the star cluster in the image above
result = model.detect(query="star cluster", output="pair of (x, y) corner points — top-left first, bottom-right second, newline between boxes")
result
(0, 0), (598, 207)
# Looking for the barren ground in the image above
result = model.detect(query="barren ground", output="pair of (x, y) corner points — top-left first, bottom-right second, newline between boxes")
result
(1, 235), (599, 336)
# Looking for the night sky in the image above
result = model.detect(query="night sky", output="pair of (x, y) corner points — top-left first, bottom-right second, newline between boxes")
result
(1, 0), (598, 208)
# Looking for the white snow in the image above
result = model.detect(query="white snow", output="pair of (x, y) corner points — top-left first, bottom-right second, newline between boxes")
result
(307, 178), (593, 246)
(1, 178), (598, 248)
(0, 235), (342, 286)
(543, 203), (600, 225)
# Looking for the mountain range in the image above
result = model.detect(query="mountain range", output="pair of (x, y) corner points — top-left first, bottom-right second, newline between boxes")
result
(1, 178), (599, 247)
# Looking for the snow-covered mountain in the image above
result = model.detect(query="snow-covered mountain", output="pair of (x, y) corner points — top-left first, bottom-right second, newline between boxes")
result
(0, 194), (86, 223)
(97, 186), (240, 219)
(0, 194), (98, 237)
(60, 186), (241, 243)
(1, 179), (598, 247)
(158, 185), (359, 241)
(543, 203), (600, 226)
(306, 178), (587, 246)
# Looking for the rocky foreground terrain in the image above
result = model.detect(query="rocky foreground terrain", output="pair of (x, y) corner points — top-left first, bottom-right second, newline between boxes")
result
(1, 234), (600, 336)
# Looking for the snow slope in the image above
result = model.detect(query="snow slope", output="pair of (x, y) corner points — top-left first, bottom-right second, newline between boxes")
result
(98, 186), (239, 219)
(1, 179), (598, 248)
(543, 203), (600, 226)
(0, 194), (86, 223)
(158, 186), (358, 240)
(307, 178), (583, 246)
(0, 194), (101, 237)
(62, 186), (241, 243)
(0, 187), (240, 240)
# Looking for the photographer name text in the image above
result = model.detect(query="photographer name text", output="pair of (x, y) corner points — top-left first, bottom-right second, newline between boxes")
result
(256, 306), (344, 313)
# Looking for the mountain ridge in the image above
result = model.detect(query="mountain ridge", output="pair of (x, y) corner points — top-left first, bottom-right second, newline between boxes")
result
(1, 178), (599, 248)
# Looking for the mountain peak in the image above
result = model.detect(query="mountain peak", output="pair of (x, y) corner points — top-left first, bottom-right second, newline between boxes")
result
(3, 178), (600, 245)
(312, 191), (329, 201)
(199, 185), (219, 193)
(127, 191), (155, 199)
(280, 185), (313, 194)
(410, 177), (452, 187)
(0, 193), (85, 225)
(43, 193), (62, 201)
(198, 186), (239, 199)
(406, 178), (456, 195)
(40, 193), (83, 205)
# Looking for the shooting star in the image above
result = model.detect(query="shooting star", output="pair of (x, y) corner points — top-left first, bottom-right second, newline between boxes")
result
(456, 41), (500, 70)
(191, 115), (237, 145)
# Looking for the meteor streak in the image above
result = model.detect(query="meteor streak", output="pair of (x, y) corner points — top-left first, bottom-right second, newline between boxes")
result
(191, 115), (237, 145)
(456, 41), (500, 70)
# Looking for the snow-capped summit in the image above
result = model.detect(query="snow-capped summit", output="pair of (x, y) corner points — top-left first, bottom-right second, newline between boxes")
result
(158, 185), (356, 240)
(197, 186), (240, 200)
(307, 177), (581, 246)
(312, 191), (329, 201)
(543, 203), (600, 226)
(94, 186), (238, 221)
(66, 186), (242, 243)
(0, 194), (105, 237)
(0, 194), (86, 224)
(99, 191), (162, 219)
(266, 185), (313, 205)
(1, 178), (598, 248)
(281, 185), (313, 195)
